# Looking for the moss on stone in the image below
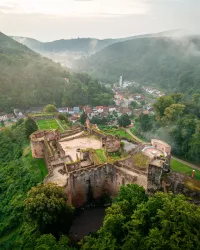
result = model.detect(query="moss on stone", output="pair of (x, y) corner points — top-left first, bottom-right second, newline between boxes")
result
(132, 152), (150, 168)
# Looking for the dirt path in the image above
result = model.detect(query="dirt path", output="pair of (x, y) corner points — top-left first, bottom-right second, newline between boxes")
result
(56, 119), (64, 131)
(125, 128), (143, 143)
(126, 128), (200, 171)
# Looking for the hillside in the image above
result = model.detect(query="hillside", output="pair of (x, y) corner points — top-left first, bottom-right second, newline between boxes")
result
(12, 36), (116, 53)
(0, 32), (113, 112)
(11, 30), (186, 54)
(77, 35), (200, 95)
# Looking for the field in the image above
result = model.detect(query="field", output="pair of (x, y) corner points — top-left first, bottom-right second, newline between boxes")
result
(101, 128), (134, 140)
(171, 159), (200, 181)
(37, 119), (63, 131)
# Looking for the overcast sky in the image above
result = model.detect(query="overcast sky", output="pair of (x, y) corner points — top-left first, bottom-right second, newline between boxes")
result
(0, 0), (199, 41)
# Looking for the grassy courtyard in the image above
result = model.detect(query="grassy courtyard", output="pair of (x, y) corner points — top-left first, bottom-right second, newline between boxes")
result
(37, 119), (63, 131)
(171, 159), (200, 181)
(102, 128), (134, 140)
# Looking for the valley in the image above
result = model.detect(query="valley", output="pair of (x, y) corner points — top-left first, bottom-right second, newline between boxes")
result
(1, 28), (200, 249)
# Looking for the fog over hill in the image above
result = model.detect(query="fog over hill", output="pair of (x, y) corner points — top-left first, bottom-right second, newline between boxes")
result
(0, 31), (113, 112)
(76, 33), (200, 96)
(10, 30), (200, 96)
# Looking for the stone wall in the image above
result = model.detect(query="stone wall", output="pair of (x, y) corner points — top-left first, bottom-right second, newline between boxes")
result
(67, 164), (117, 207)
(31, 140), (44, 158)
(67, 163), (142, 207)
(60, 128), (82, 138)
(32, 115), (55, 121)
(147, 164), (163, 191)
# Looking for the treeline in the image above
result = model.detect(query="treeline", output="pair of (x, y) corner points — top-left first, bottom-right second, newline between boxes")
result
(135, 93), (200, 162)
(0, 32), (113, 112)
(78, 36), (200, 96)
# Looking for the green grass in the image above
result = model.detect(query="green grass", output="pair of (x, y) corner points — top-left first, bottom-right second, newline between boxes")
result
(37, 119), (62, 131)
(60, 119), (70, 130)
(36, 158), (48, 180)
(171, 159), (200, 181)
(130, 127), (146, 141)
(96, 149), (107, 163)
(102, 128), (133, 140)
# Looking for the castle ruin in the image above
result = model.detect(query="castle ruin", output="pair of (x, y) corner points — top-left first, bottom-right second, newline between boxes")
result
(30, 123), (171, 207)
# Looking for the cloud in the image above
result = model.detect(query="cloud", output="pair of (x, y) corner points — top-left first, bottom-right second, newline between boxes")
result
(0, 0), (151, 17)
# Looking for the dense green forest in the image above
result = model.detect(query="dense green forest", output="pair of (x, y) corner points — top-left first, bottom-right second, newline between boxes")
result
(0, 32), (113, 112)
(81, 184), (200, 250)
(0, 120), (41, 248)
(77, 36), (200, 95)
(135, 93), (200, 162)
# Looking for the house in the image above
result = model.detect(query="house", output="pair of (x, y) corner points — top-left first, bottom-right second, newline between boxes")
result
(73, 107), (80, 114)
(96, 106), (104, 113)
(103, 107), (109, 113)
(109, 107), (117, 112)
(118, 108), (132, 116)
(70, 115), (79, 124)
(0, 113), (15, 121)
(85, 108), (94, 119)
(68, 108), (75, 115)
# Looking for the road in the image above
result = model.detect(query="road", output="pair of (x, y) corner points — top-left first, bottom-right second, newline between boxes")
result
(125, 128), (200, 171)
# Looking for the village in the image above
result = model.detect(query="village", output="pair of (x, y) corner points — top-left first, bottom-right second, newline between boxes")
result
(0, 77), (164, 129)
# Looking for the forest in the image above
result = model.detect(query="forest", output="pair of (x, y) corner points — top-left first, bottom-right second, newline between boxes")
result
(135, 93), (200, 163)
(0, 32), (113, 113)
(78, 36), (200, 96)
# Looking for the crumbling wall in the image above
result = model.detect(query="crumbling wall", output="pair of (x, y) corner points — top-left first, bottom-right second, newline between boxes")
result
(31, 141), (44, 158)
(60, 128), (82, 138)
(147, 164), (163, 191)
(67, 164), (116, 207)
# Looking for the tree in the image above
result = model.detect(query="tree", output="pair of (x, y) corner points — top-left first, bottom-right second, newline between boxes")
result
(58, 113), (69, 124)
(118, 114), (131, 127)
(35, 234), (73, 250)
(163, 104), (186, 123)
(79, 112), (88, 125)
(44, 104), (58, 113)
(25, 117), (38, 138)
(153, 96), (174, 120)
(24, 183), (74, 236)
(130, 101), (137, 110)
(136, 113), (154, 132)
(0, 120), (5, 127)
(189, 121), (200, 162)
(81, 187), (200, 250)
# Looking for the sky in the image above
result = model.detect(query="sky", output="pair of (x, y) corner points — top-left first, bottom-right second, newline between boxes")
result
(0, 0), (199, 41)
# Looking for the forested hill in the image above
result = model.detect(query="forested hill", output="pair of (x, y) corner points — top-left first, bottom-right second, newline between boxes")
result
(0, 32), (113, 112)
(11, 30), (185, 54)
(77, 36), (200, 96)
(12, 36), (116, 53)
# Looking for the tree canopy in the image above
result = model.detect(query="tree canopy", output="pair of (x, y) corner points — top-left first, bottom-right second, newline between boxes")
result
(81, 185), (200, 250)
(44, 104), (58, 113)
(25, 183), (74, 235)
(118, 114), (131, 127)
